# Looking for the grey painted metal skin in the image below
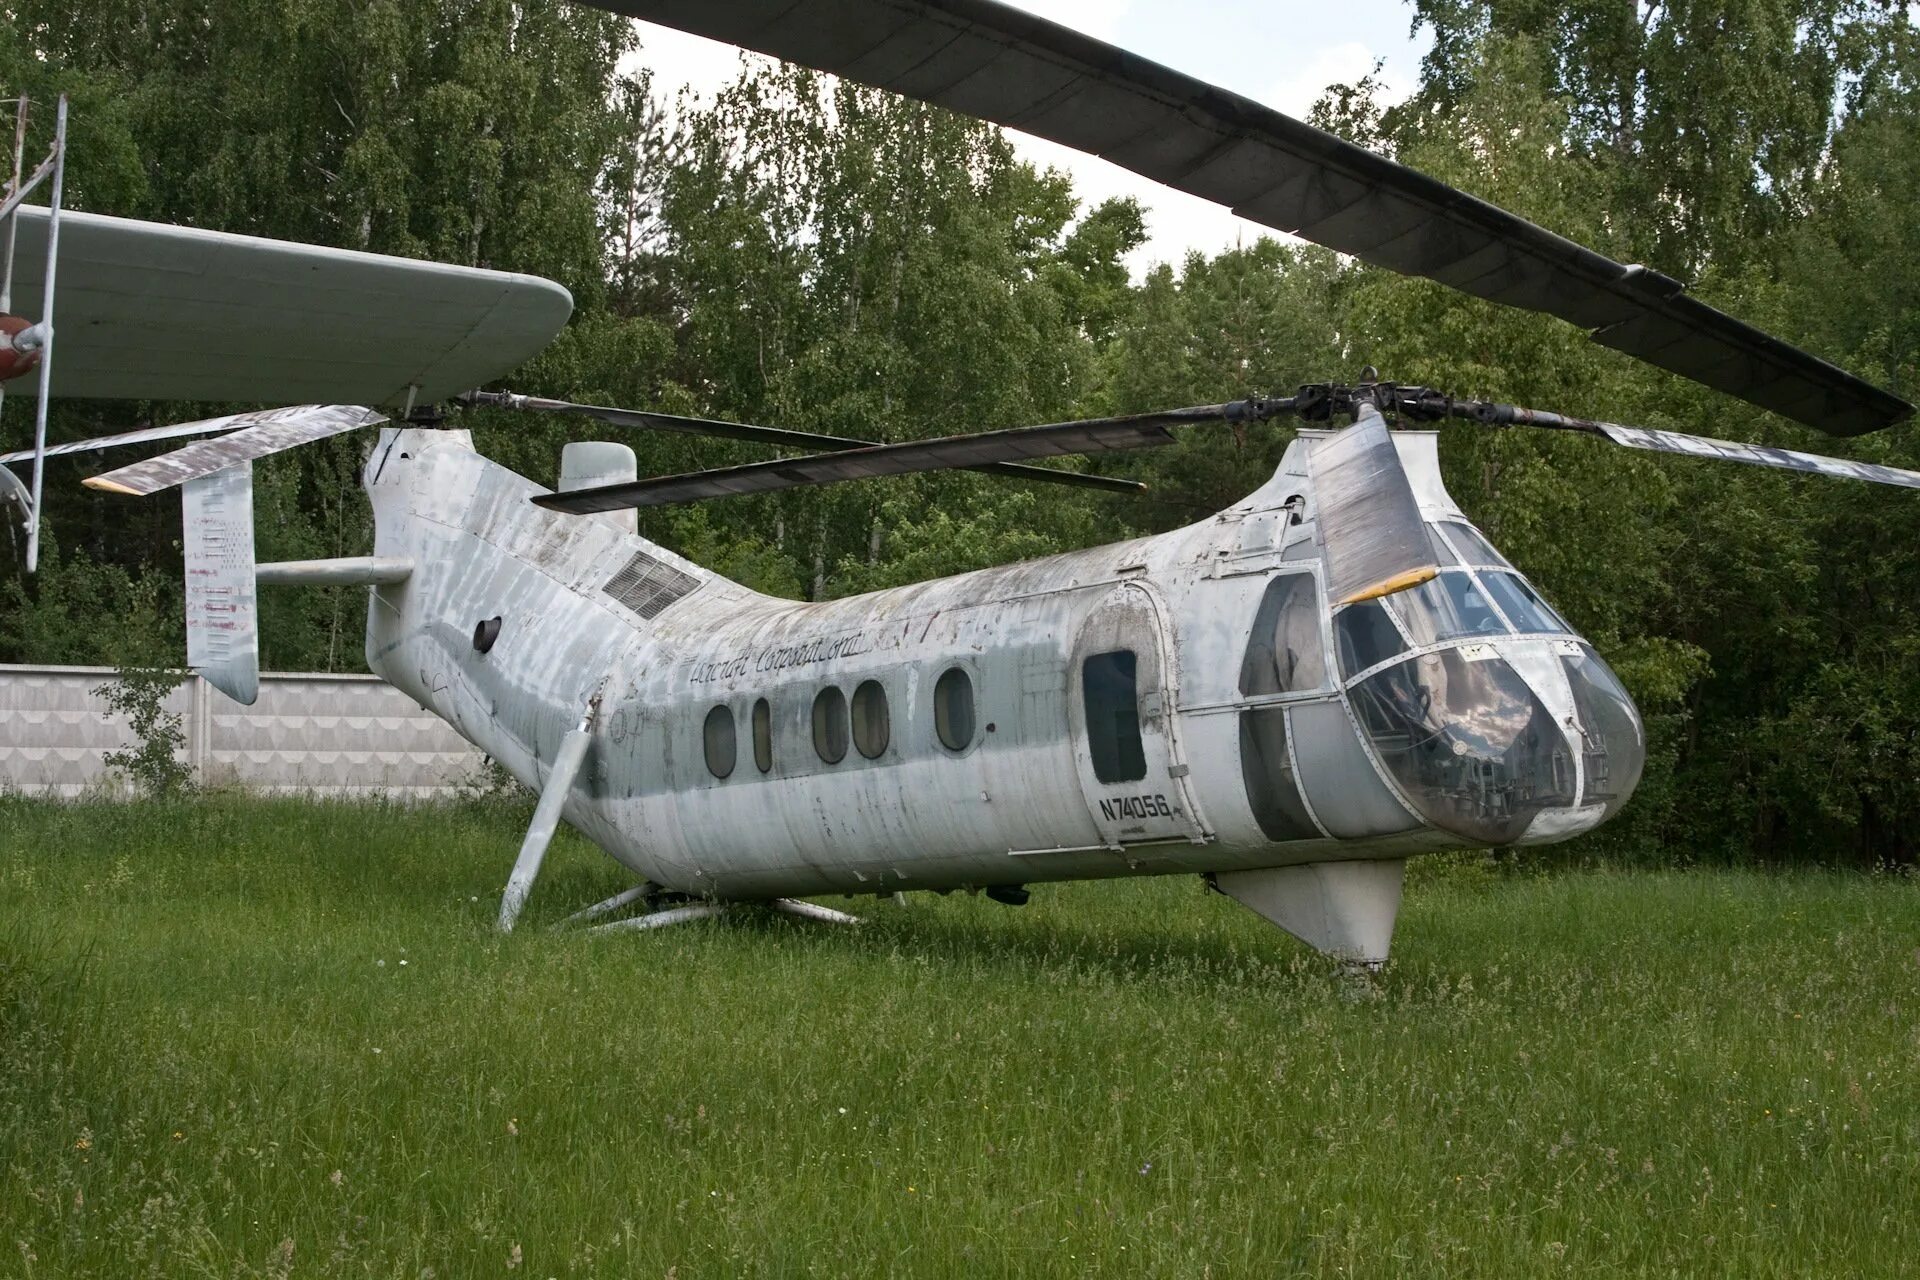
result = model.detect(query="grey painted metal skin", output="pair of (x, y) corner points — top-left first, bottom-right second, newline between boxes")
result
(1303, 404), (1439, 604)
(353, 424), (1644, 959)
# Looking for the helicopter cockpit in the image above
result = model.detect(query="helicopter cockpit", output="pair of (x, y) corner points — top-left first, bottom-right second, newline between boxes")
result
(1331, 522), (1645, 845)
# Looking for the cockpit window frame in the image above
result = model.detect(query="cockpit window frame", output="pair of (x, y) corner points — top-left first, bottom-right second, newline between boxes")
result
(1240, 570), (1335, 701)
(1230, 563), (1346, 714)
(1386, 569), (1510, 650)
(1477, 570), (1573, 637)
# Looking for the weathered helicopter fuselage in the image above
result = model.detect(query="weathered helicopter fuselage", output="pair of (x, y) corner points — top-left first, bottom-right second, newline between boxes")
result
(362, 424), (1644, 955)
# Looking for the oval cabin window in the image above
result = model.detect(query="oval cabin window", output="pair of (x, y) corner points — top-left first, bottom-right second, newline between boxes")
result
(934, 667), (975, 751)
(752, 698), (773, 773)
(704, 704), (736, 779)
(851, 680), (890, 759)
(812, 686), (849, 764)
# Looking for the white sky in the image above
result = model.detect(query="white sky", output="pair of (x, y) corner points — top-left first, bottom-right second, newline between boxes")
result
(619, 1), (1433, 277)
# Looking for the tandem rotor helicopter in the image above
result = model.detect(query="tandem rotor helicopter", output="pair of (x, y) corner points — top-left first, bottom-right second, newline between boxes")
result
(3, 0), (1917, 967)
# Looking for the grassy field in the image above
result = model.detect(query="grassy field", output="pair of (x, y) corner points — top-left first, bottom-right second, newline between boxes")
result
(1, 797), (1916, 1278)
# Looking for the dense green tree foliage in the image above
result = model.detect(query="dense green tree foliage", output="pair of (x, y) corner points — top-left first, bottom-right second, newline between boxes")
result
(3, 1), (1916, 865)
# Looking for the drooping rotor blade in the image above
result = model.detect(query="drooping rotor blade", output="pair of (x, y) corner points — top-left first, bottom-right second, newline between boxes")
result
(0, 415), (270, 466)
(463, 390), (1149, 496)
(6, 206), (571, 406)
(1478, 405), (1920, 490)
(1307, 405), (1440, 605)
(593, 0), (1910, 436)
(82, 404), (385, 496)
(534, 401), (1276, 514)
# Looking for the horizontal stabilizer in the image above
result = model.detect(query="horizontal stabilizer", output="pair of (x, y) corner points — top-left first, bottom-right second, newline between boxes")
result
(6, 207), (572, 405)
(256, 557), (413, 586)
(83, 405), (383, 496)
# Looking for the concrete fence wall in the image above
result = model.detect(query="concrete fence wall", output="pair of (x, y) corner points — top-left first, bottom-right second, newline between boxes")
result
(0, 664), (487, 799)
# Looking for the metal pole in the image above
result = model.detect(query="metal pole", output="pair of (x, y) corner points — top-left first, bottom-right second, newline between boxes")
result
(24, 94), (64, 574)
(0, 94), (26, 312)
(0, 95), (27, 439)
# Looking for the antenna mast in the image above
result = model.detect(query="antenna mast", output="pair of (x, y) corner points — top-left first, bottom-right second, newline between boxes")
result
(0, 92), (69, 572)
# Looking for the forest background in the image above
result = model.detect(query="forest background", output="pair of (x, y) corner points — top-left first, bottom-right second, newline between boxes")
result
(2, 0), (1916, 868)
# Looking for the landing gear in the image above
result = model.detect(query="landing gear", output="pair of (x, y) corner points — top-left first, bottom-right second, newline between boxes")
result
(495, 695), (601, 932)
(578, 896), (862, 934)
(1208, 858), (1406, 968)
(518, 874), (866, 934)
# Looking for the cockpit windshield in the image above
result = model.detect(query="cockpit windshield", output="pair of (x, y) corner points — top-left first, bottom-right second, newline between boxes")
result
(1481, 572), (1570, 635)
(1389, 570), (1507, 648)
(1436, 520), (1511, 569)
(1335, 600), (1408, 681)
(1347, 648), (1578, 844)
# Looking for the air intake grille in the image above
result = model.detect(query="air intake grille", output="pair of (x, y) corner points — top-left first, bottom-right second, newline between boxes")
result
(604, 549), (702, 620)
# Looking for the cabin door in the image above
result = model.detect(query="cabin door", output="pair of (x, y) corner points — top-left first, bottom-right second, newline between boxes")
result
(1068, 582), (1210, 849)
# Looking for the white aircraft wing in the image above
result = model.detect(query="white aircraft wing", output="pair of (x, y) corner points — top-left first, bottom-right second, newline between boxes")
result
(5, 206), (572, 406)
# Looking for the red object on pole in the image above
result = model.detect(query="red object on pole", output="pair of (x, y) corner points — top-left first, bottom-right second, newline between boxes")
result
(0, 314), (39, 381)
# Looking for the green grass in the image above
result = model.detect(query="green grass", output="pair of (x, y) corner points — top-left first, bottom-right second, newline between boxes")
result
(1, 796), (1916, 1278)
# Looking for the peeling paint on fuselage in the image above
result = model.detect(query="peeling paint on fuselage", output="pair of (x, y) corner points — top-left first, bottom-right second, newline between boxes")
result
(361, 425), (1642, 902)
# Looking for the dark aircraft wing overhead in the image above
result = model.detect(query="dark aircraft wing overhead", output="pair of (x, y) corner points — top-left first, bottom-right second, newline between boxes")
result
(591, 0), (1911, 436)
(7, 208), (572, 407)
(534, 403), (1246, 513)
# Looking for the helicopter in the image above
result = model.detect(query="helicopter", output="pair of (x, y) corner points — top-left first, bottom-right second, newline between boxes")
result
(3, 0), (1916, 968)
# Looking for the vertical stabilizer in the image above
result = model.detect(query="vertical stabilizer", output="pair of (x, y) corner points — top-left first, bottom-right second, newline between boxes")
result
(183, 463), (258, 705)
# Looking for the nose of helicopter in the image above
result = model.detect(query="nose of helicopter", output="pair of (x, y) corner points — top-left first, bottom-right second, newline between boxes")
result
(1340, 593), (1647, 847)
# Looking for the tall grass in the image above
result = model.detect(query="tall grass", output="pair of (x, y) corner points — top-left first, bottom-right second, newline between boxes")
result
(1, 795), (1915, 1277)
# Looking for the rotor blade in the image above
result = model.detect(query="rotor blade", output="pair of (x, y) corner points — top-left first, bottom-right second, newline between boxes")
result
(1485, 407), (1920, 490)
(465, 391), (1149, 496)
(1307, 405), (1439, 605)
(593, 0), (1910, 435)
(0, 415), (268, 466)
(533, 402), (1260, 514)
(82, 405), (385, 496)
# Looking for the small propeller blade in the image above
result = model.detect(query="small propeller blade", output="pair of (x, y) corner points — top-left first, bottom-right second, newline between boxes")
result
(82, 405), (385, 496)
(1305, 404), (1440, 605)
